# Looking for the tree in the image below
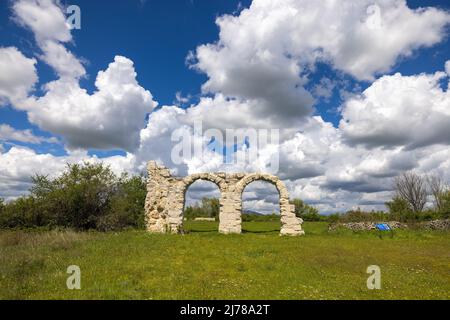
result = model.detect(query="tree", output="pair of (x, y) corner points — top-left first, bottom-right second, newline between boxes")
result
(0, 198), (4, 226)
(0, 196), (41, 228)
(290, 198), (321, 221)
(427, 174), (448, 211)
(385, 196), (412, 221)
(29, 162), (119, 229)
(184, 197), (220, 220)
(201, 197), (220, 218)
(100, 174), (147, 231)
(394, 172), (427, 213)
(439, 191), (450, 218)
(0, 162), (148, 231)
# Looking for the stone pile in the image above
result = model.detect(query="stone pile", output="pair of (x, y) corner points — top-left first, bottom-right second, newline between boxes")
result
(329, 220), (450, 231)
(422, 219), (450, 230)
(328, 221), (407, 231)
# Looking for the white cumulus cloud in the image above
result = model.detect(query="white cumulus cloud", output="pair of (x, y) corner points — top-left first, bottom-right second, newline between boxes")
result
(13, 56), (157, 152)
(340, 68), (450, 149)
(1, 0), (450, 214)
(190, 0), (450, 128)
(0, 124), (57, 144)
(10, 0), (157, 151)
(0, 47), (38, 105)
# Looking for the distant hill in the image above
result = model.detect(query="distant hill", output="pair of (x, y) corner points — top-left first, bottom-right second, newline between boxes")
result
(243, 210), (267, 216)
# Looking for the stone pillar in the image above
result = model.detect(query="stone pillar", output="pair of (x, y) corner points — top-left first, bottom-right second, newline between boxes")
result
(219, 191), (241, 234)
(278, 181), (305, 236)
(219, 176), (242, 234)
(145, 161), (172, 233)
(166, 179), (185, 234)
(280, 202), (305, 236)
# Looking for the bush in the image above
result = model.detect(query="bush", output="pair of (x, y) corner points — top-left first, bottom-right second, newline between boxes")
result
(184, 197), (220, 220)
(326, 213), (340, 223)
(0, 198), (4, 224)
(384, 196), (446, 222)
(325, 208), (399, 224)
(0, 197), (51, 228)
(385, 196), (413, 222)
(101, 175), (147, 231)
(241, 213), (280, 222)
(290, 198), (323, 221)
(28, 162), (119, 230)
(0, 162), (147, 231)
(438, 191), (450, 219)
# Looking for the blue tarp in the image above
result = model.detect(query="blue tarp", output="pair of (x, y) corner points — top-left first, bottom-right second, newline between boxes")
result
(375, 223), (391, 231)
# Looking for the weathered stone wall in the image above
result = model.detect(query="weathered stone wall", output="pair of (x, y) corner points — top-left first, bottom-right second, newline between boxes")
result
(145, 161), (172, 233)
(422, 219), (450, 230)
(328, 220), (450, 231)
(145, 161), (304, 236)
(328, 221), (408, 231)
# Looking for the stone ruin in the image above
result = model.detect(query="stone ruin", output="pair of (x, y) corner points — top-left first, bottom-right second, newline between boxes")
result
(145, 161), (304, 236)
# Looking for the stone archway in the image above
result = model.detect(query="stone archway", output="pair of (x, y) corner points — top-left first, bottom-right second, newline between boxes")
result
(145, 161), (304, 236)
(235, 174), (304, 236)
(169, 173), (227, 233)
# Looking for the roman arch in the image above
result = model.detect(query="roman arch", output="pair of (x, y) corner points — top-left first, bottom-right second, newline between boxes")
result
(145, 161), (304, 236)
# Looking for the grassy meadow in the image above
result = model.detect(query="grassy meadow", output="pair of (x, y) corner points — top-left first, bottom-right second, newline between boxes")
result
(0, 221), (449, 300)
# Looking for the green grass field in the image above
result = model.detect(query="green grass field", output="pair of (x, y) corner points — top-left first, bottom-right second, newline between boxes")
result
(0, 221), (449, 299)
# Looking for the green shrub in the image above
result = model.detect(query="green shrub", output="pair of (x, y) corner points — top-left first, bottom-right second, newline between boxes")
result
(184, 197), (219, 220)
(439, 191), (450, 219)
(385, 196), (413, 222)
(324, 209), (389, 224)
(290, 198), (323, 221)
(0, 162), (147, 231)
(103, 174), (147, 231)
(326, 213), (340, 223)
(0, 198), (4, 224)
(241, 213), (280, 222)
(384, 196), (447, 222)
(0, 197), (46, 228)
(28, 162), (118, 230)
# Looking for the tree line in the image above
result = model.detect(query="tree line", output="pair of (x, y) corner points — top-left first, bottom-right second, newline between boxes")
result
(0, 163), (449, 231)
(328, 172), (450, 223)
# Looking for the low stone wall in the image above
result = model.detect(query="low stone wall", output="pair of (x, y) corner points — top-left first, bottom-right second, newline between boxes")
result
(328, 221), (407, 231)
(194, 217), (216, 222)
(421, 219), (450, 230)
(328, 219), (450, 231)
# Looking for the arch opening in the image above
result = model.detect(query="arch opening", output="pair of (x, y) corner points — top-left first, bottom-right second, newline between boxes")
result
(241, 180), (281, 233)
(181, 177), (223, 233)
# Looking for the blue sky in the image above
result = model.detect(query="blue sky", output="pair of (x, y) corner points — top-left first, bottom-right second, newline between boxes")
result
(1, 0), (450, 212)
(0, 0), (251, 156)
(1, 0), (449, 129)
(1, 0), (449, 154)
